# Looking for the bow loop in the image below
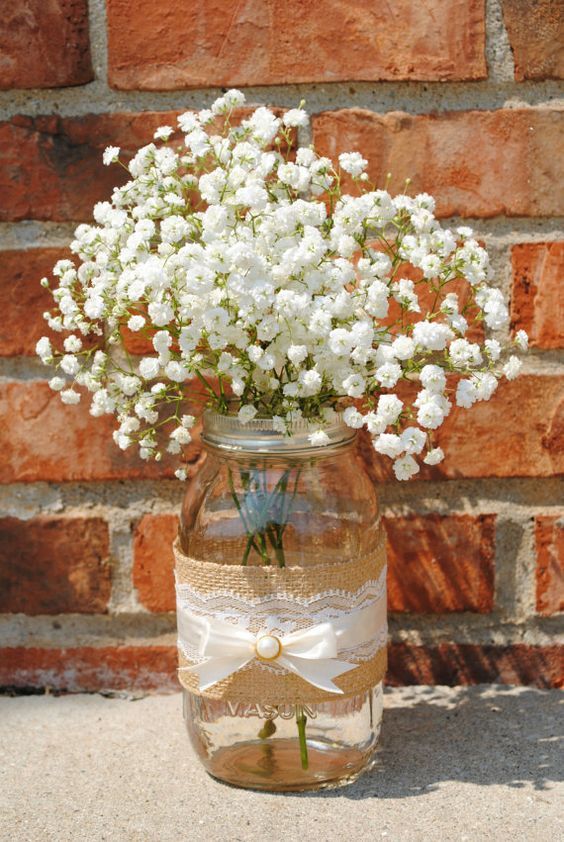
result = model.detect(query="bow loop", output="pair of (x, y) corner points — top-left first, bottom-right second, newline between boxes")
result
(179, 616), (357, 694)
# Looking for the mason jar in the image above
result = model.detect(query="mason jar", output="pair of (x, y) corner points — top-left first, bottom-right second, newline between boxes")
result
(177, 411), (386, 791)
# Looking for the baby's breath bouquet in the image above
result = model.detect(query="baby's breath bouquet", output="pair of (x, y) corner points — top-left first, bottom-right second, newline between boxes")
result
(37, 89), (527, 486)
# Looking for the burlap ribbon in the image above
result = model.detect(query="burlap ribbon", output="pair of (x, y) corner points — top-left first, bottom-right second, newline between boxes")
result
(174, 538), (387, 704)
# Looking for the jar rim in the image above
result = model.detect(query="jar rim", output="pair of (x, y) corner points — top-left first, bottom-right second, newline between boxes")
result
(201, 409), (356, 454)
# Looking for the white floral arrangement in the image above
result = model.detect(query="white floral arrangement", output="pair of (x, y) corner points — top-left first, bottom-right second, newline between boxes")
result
(36, 89), (527, 480)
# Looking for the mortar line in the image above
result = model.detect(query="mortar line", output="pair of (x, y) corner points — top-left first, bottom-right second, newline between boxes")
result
(0, 83), (562, 122)
(1, 218), (563, 253)
(1, 613), (561, 649)
(485, 0), (516, 83)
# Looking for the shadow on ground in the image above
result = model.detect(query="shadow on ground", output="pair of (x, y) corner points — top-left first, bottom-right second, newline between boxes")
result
(301, 685), (563, 800)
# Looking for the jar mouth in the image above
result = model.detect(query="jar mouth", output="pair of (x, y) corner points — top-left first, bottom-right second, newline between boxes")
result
(201, 410), (356, 454)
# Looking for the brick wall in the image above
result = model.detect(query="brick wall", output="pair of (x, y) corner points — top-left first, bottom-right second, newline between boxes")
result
(0, 0), (562, 692)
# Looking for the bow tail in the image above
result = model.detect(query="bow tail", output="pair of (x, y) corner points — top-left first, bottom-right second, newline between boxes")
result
(278, 654), (358, 694)
(180, 654), (253, 691)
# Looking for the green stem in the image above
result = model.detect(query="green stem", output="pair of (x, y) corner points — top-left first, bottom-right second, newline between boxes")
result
(296, 705), (309, 770)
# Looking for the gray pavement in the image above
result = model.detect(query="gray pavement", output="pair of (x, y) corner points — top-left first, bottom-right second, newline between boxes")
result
(1, 686), (562, 842)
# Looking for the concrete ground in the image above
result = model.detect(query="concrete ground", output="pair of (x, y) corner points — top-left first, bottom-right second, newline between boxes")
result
(0, 686), (561, 842)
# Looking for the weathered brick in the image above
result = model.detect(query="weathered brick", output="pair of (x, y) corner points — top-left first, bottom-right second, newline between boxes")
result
(312, 109), (564, 218)
(133, 514), (179, 612)
(0, 1), (93, 89)
(0, 516), (110, 614)
(502, 0), (564, 81)
(510, 242), (564, 349)
(387, 643), (563, 688)
(0, 381), (176, 483)
(386, 514), (495, 613)
(0, 248), (70, 356)
(107, 0), (486, 90)
(433, 375), (564, 480)
(0, 646), (178, 692)
(359, 375), (564, 482)
(120, 323), (154, 356)
(535, 515), (564, 616)
(0, 109), (292, 222)
(0, 112), (177, 222)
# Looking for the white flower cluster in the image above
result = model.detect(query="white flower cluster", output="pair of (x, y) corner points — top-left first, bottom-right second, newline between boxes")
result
(37, 90), (527, 481)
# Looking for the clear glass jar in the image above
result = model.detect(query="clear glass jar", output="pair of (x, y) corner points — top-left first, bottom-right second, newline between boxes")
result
(179, 411), (384, 791)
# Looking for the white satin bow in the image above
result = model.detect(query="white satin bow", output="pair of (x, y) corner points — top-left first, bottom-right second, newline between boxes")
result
(180, 616), (358, 694)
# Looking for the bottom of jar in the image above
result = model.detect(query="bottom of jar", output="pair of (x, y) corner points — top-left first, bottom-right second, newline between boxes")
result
(201, 737), (378, 792)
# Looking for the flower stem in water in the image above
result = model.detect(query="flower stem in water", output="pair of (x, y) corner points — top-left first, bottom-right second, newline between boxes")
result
(296, 705), (309, 770)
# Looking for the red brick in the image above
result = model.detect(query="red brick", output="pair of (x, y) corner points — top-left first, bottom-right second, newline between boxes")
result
(535, 516), (564, 616)
(107, 0), (486, 90)
(312, 109), (564, 218)
(0, 248), (70, 356)
(510, 242), (564, 349)
(387, 643), (563, 688)
(0, 381), (176, 483)
(0, 516), (110, 614)
(502, 0), (564, 81)
(433, 375), (564, 480)
(120, 323), (154, 356)
(359, 375), (564, 482)
(0, 646), (178, 692)
(386, 514), (495, 613)
(2, 643), (560, 691)
(0, 112), (177, 222)
(0, 1), (92, 89)
(133, 514), (179, 612)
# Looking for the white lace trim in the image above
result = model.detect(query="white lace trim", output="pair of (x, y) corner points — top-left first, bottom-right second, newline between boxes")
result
(176, 566), (387, 671)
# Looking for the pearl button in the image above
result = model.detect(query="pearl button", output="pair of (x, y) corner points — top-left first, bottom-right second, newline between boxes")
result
(255, 634), (281, 661)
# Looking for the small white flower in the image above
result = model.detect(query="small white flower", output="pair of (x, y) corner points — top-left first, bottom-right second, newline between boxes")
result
(503, 355), (522, 381)
(287, 345), (308, 366)
(373, 433), (403, 458)
(339, 152), (368, 177)
(283, 109), (309, 128)
(60, 354), (80, 376)
(154, 126), (174, 141)
(139, 357), (161, 379)
(48, 376), (65, 392)
(514, 330), (529, 352)
(424, 447), (444, 465)
(413, 322), (454, 351)
(308, 429), (330, 447)
(128, 315), (146, 332)
(375, 362), (402, 389)
(36, 337), (52, 361)
(420, 365), (446, 394)
(170, 426), (192, 444)
(484, 339), (501, 361)
(63, 335), (82, 353)
(102, 146), (120, 166)
(272, 415), (287, 433)
(343, 407), (364, 429)
(400, 427), (426, 455)
(175, 468), (188, 481)
(364, 412), (386, 436)
(165, 360), (188, 381)
(238, 405), (258, 424)
(60, 388), (81, 405)
(456, 379), (477, 408)
(391, 335), (415, 360)
(342, 373), (366, 398)
(393, 454), (420, 481)
(377, 394), (403, 425)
